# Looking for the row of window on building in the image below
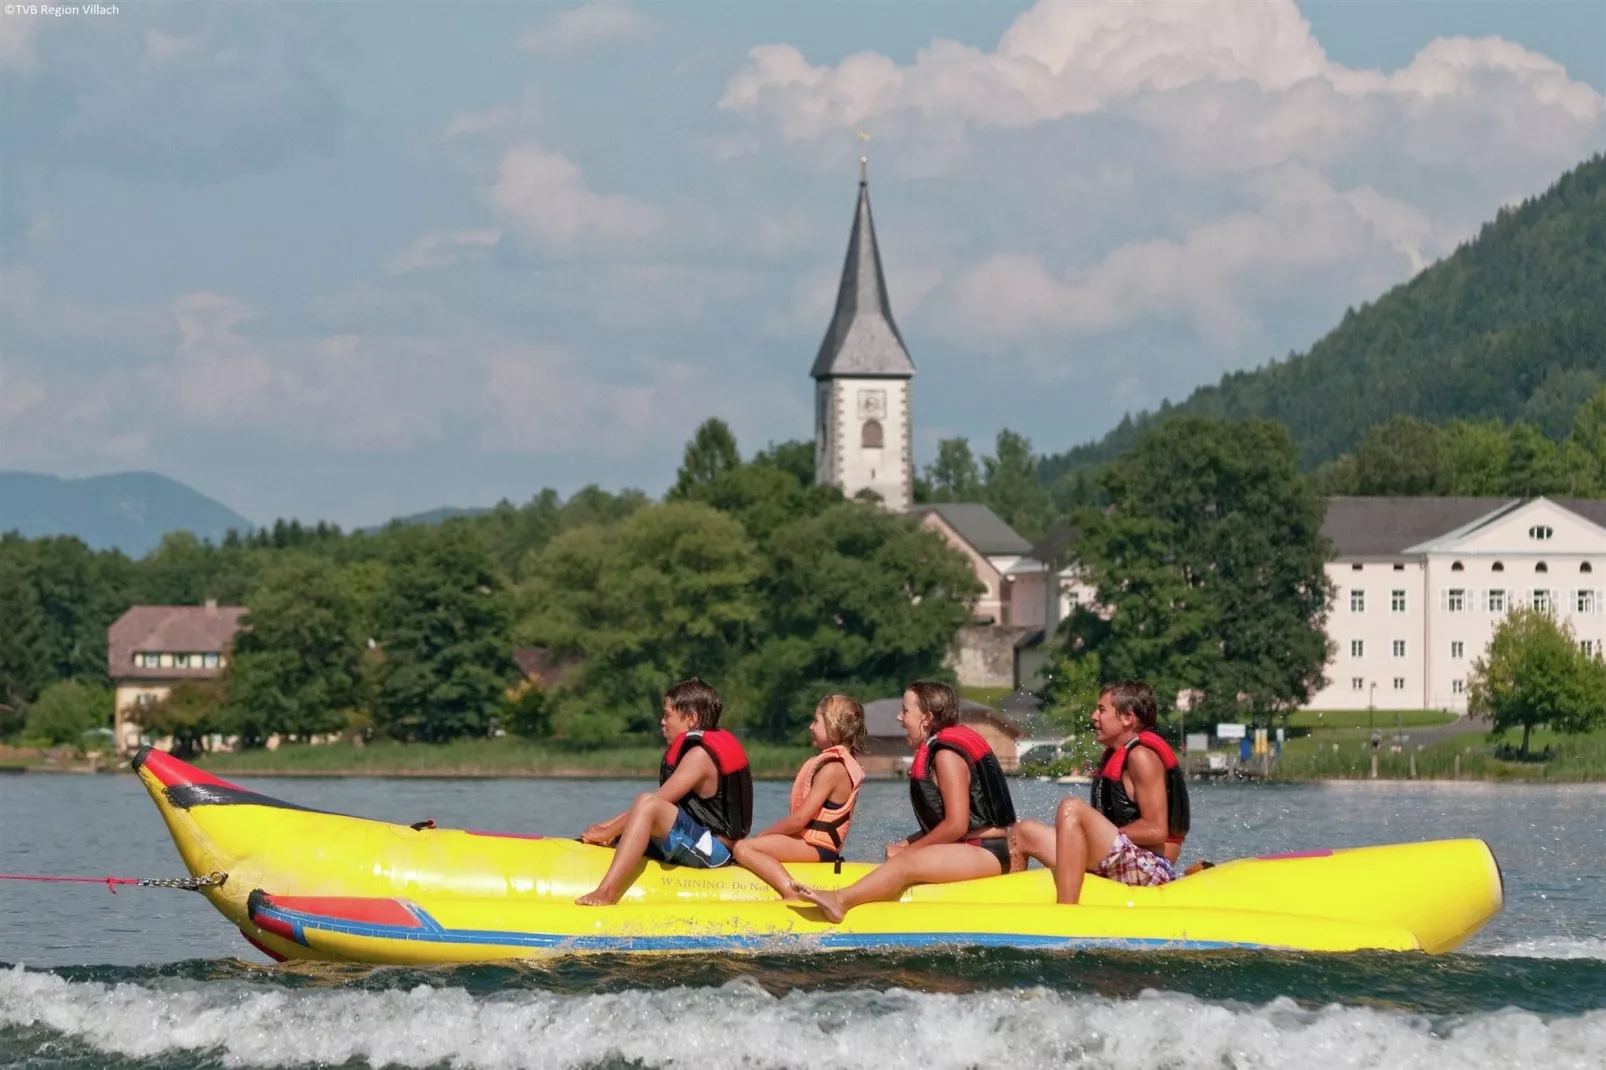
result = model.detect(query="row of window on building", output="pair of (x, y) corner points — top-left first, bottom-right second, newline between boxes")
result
(1348, 588), (1602, 614)
(132, 652), (223, 670)
(1347, 638), (1598, 660)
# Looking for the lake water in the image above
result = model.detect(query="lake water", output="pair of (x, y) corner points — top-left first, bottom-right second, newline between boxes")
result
(2, 774), (1604, 1069)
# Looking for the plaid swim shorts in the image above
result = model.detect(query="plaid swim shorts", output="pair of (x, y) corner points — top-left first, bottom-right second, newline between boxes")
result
(1094, 832), (1177, 887)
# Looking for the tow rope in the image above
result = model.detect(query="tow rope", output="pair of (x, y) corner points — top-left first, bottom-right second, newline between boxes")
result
(0, 871), (228, 894)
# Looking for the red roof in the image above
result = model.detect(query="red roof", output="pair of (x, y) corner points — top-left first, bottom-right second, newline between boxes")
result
(108, 603), (246, 680)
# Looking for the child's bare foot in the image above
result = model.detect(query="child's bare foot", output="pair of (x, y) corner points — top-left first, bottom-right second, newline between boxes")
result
(791, 883), (847, 923)
(575, 885), (622, 906)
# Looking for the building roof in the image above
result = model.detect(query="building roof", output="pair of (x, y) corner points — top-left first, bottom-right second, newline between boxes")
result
(108, 603), (246, 680)
(912, 503), (1032, 557)
(810, 171), (916, 380)
(1322, 496), (1606, 556)
(863, 696), (1023, 740)
(1556, 498), (1606, 528)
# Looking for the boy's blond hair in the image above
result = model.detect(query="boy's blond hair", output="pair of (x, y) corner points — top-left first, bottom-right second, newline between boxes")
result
(817, 694), (867, 756)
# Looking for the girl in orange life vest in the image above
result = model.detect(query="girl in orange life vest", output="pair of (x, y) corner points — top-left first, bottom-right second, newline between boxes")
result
(793, 681), (1017, 924)
(1008, 680), (1190, 905)
(731, 695), (867, 899)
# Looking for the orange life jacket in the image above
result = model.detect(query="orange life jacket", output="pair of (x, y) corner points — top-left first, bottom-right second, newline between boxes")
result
(788, 745), (864, 854)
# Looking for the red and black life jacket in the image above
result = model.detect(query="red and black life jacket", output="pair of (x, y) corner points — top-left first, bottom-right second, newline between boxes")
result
(661, 729), (753, 842)
(1089, 730), (1190, 844)
(908, 725), (1018, 835)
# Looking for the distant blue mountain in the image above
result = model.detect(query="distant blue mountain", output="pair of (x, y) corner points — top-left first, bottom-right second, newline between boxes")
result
(0, 471), (256, 558)
(362, 506), (492, 533)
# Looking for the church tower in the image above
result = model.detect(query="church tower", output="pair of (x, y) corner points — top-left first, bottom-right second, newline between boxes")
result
(812, 159), (916, 512)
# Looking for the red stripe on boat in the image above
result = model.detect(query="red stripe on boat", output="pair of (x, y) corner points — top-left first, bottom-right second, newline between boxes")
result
(252, 911), (299, 943)
(135, 746), (243, 792)
(1254, 849), (1334, 860)
(262, 896), (424, 928)
(241, 930), (288, 962)
(465, 830), (545, 840)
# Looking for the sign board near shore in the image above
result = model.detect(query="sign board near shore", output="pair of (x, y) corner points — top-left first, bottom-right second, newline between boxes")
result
(1215, 723), (1247, 740)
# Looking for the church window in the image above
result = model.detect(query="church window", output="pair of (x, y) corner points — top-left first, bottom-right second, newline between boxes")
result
(861, 420), (884, 449)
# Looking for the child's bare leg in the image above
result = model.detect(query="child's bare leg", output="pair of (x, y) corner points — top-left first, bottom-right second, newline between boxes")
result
(1053, 797), (1120, 905)
(577, 794), (678, 906)
(795, 844), (1002, 923)
(731, 835), (823, 900)
(1008, 819), (1057, 873)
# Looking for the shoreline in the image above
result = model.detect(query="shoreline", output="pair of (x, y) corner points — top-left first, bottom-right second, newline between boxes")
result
(7, 762), (1603, 785)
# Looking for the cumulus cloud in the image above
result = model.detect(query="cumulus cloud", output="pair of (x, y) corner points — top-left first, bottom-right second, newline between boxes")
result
(386, 229), (503, 274)
(141, 29), (201, 68)
(486, 143), (663, 251)
(0, 12), (43, 71)
(718, 0), (1605, 371)
(442, 89), (542, 140)
(519, 2), (653, 56)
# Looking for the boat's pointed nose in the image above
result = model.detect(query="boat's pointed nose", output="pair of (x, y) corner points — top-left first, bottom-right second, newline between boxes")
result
(131, 744), (245, 793)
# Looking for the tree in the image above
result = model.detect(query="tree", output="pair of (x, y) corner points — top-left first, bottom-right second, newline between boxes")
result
(1467, 605), (1606, 758)
(222, 557), (368, 747)
(1064, 417), (1334, 724)
(1356, 417), (1450, 496)
(142, 680), (225, 759)
(519, 502), (760, 743)
(752, 439), (816, 486)
(982, 430), (1053, 540)
(671, 418), (742, 498)
(1442, 420), (1514, 495)
(1568, 386), (1606, 493)
(924, 438), (983, 502)
(22, 679), (112, 748)
(375, 529), (518, 742)
(0, 548), (53, 706)
(740, 503), (982, 742)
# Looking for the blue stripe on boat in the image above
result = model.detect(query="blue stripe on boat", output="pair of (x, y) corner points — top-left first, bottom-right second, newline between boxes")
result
(252, 902), (1269, 953)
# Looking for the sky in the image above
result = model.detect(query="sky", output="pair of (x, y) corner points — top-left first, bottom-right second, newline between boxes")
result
(2, 0), (1603, 528)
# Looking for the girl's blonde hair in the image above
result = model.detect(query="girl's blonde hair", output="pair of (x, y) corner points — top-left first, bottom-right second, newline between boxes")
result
(817, 694), (867, 756)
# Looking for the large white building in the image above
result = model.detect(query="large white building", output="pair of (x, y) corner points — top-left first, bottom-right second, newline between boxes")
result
(1309, 495), (1606, 712)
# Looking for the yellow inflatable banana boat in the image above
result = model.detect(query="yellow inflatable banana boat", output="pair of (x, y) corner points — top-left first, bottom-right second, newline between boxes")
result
(132, 746), (1503, 963)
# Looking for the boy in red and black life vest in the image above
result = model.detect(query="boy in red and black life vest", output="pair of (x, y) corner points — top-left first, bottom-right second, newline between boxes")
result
(576, 678), (753, 906)
(792, 681), (1017, 923)
(1008, 680), (1191, 905)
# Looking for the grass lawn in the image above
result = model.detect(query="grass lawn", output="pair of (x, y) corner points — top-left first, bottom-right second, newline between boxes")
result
(1286, 709), (1456, 730)
(195, 739), (816, 779)
(1272, 723), (1606, 781)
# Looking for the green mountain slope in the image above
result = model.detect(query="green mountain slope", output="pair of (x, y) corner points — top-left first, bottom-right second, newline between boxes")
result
(0, 471), (256, 558)
(1040, 152), (1606, 483)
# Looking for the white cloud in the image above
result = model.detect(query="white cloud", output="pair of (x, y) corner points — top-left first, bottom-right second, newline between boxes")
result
(486, 143), (663, 251)
(442, 89), (542, 140)
(519, 2), (653, 56)
(937, 170), (1429, 353)
(719, 0), (1605, 371)
(720, 1), (1599, 144)
(0, 12), (42, 71)
(386, 229), (503, 275)
(142, 29), (201, 68)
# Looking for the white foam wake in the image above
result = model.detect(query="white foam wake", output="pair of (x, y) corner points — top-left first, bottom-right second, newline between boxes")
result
(3, 965), (1604, 1070)
(1484, 937), (1606, 961)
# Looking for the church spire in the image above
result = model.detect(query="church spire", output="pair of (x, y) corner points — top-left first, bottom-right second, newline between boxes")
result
(809, 162), (916, 380)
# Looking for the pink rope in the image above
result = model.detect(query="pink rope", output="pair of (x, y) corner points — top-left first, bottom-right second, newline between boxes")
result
(0, 874), (143, 894)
